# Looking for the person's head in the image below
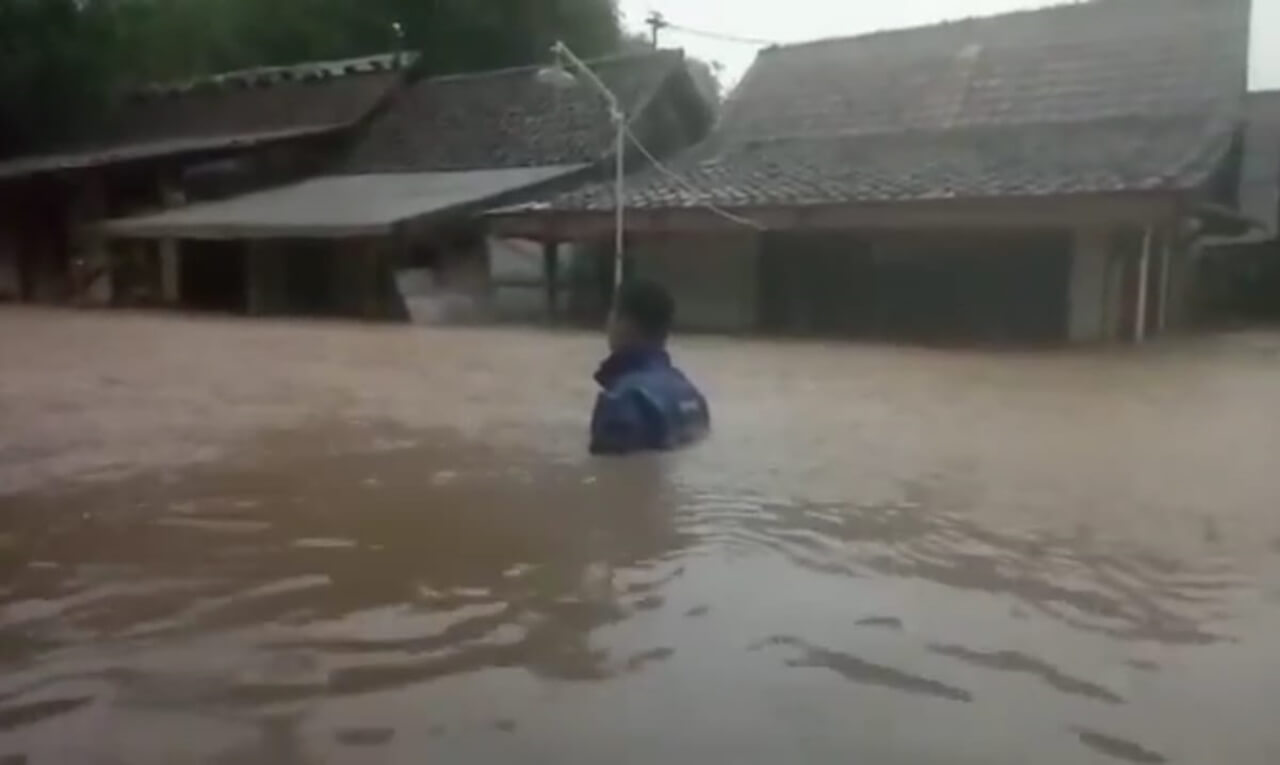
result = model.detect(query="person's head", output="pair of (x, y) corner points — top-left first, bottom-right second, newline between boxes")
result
(608, 280), (675, 352)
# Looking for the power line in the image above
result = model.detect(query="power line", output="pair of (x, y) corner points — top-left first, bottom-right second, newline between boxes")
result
(664, 23), (780, 47)
(642, 10), (779, 48)
(622, 123), (765, 231)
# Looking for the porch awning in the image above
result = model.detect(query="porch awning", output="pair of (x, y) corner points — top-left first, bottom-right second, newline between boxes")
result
(100, 166), (585, 240)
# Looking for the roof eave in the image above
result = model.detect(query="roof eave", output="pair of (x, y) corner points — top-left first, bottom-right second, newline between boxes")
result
(488, 190), (1184, 241)
(0, 123), (352, 184)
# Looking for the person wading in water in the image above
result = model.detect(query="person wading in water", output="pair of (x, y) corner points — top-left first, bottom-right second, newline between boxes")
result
(589, 281), (710, 455)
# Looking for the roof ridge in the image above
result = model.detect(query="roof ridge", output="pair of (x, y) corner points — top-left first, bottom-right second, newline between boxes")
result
(419, 48), (682, 86)
(723, 110), (1228, 147)
(757, 0), (1136, 55)
(135, 51), (414, 99)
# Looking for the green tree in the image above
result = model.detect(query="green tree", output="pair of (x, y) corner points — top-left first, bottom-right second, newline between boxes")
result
(0, 0), (123, 153)
(0, 0), (624, 158)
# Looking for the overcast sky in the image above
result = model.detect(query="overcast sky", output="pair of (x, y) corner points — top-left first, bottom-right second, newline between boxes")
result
(618, 0), (1280, 91)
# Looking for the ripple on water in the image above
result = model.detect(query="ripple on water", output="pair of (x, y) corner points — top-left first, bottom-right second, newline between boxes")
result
(0, 411), (1270, 763)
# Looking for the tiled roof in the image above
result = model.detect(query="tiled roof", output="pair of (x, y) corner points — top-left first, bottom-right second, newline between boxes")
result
(0, 53), (411, 181)
(720, 0), (1245, 142)
(342, 50), (689, 173)
(529, 0), (1249, 213)
(545, 114), (1236, 211)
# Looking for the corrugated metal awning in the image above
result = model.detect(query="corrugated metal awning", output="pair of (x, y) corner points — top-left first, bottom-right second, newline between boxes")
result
(99, 166), (586, 240)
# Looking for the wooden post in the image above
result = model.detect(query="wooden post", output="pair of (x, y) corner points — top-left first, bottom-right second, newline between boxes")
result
(543, 241), (560, 322)
(246, 242), (265, 316)
(1134, 228), (1151, 343)
(363, 240), (382, 320)
(1157, 235), (1171, 333)
(157, 178), (185, 305)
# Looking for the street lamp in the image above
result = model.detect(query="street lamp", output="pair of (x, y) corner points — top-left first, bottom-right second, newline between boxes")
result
(537, 41), (626, 299)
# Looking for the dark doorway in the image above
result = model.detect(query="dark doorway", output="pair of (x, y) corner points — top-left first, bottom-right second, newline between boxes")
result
(181, 242), (247, 312)
(281, 242), (335, 316)
(760, 230), (1072, 344)
(759, 233), (874, 334)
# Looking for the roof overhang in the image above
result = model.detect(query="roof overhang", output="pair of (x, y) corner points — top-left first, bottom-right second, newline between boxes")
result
(0, 125), (345, 183)
(488, 192), (1182, 242)
(101, 166), (587, 240)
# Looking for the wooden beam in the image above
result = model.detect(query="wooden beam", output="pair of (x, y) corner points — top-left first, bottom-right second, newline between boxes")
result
(486, 193), (1182, 241)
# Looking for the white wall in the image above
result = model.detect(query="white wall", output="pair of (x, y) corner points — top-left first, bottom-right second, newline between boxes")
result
(488, 237), (544, 283)
(630, 233), (760, 332)
(487, 237), (560, 321)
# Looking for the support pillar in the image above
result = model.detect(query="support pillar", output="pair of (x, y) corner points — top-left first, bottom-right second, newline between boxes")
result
(1157, 235), (1171, 333)
(1134, 228), (1151, 343)
(246, 243), (265, 315)
(361, 240), (384, 320)
(158, 180), (186, 305)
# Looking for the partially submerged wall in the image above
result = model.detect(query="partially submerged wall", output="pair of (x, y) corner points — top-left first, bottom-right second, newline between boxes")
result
(630, 232), (760, 333)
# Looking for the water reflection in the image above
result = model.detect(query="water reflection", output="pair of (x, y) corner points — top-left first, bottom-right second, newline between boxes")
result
(687, 486), (1237, 645)
(928, 644), (1123, 704)
(1073, 727), (1168, 764)
(751, 635), (974, 703)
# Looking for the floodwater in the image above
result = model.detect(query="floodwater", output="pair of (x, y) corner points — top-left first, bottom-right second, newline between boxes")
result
(3, 307), (1280, 764)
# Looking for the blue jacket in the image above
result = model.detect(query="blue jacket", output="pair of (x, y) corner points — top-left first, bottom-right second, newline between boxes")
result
(589, 347), (710, 455)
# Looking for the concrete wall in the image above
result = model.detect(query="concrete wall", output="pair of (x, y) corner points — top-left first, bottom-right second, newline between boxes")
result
(397, 238), (492, 324)
(1068, 228), (1110, 342)
(488, 236), (551, 322)
(1071, 226), (1181, 344)
(486, 237), (598, 323)
(629, 232), (760, 332)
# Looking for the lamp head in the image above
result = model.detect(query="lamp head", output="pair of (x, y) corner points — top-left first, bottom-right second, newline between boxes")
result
(536, 42), (578, 89)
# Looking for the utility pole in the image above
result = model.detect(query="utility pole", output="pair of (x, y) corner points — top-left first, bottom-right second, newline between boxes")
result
(645, 11), (668, 48)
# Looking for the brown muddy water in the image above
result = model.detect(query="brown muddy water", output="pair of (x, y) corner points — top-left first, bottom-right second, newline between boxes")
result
(3, 307), (1280, 764)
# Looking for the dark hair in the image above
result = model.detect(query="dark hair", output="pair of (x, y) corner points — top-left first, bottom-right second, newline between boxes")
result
(616, 280), (675, 341)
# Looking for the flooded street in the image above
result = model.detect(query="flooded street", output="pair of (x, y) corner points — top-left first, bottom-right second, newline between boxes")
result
(3, 307), (1280, 764)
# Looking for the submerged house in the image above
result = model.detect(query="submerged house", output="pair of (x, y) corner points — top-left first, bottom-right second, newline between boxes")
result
(492, 0), (1253, 343)
(96, 50), (713, 320)
(0, 54), (411, 308)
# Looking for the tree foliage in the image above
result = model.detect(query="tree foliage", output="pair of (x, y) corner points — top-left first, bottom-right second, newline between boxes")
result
(0, 0), (623, 157)
(0, 0), (120, 153)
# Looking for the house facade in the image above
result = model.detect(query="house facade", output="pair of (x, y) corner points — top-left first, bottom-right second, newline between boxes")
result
(0, 53), (411, 310)
(491, 0), (1253, 344)
(96, 50), (714, 321)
